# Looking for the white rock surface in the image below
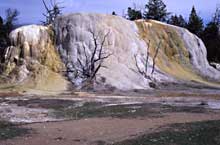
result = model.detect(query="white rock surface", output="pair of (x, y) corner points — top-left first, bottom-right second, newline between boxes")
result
(0, 102), (59, 123)
(8, 25), (50, 61)
(2, 13), (219, 92)
(54, 13), (173, 90)
(173, 25), (220, 80)
(1, 25), (68, 94)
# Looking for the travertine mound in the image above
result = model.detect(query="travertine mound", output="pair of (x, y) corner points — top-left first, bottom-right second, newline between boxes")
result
(54, 13), (220, 89)
(136, 20), (220, 85)
(1, 13), (219, 94)
(1, 25), (68, 94)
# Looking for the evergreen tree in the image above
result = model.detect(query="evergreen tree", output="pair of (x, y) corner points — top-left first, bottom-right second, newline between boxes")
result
(202, 22), (220, 62)
(112, 11), (117, 16)
(168, 15), (187, 28)
(0, 16), (4, 45)
(0, 16), (3, 28)
(202, 6), (220, 63)
(127, 7), (142, 21)
(187, 6), (204, 36)
(4, 8), (19, 36)
(4, 8), (20, 46)
(213, 6), (220, 25)
(0, 9), (19, 50)
(144, 0), (170, 22)
(0, 16), (6, 62)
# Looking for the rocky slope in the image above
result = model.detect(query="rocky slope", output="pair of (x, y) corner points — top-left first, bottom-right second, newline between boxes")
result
(0, 25), (68, 94)
(54, 13), (220, 89)
(0, 13), (219, 94)
(136, 20), (220, 85)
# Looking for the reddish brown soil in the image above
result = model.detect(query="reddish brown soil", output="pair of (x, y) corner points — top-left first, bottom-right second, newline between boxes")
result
(1, 112), (220, 145)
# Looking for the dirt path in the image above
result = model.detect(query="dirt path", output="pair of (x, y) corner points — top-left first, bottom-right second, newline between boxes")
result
(1, 112), (220, 145)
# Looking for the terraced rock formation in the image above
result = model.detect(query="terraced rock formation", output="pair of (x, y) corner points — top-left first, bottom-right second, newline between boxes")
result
(0, 13), (219, 94)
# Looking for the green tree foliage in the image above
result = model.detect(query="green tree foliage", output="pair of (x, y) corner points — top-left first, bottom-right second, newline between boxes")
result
(0, 16), (7, 62)
(202, 22), (220, 62)
(0, 16), (5, 56)
(112, 11), (117, 16)
(213, 6), (220, 25)
(4, 8), (19, 34)
(187, 6), (204, 37)
(3, 9), (19, 45)
(202, 6), (220, 63)
(0, 16), (3, 27)
(167, 14), (187, 28)
(127, 7), (142, 21)
(0, 16), (3, 36)
(0, 9), (19, 62)
(144, 0), (170, 22)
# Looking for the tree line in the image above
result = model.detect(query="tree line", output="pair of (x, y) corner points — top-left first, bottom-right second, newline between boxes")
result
(116, 0), (220, 63)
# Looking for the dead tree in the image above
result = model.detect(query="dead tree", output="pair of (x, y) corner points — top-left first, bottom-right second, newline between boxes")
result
(134, 40), (151, 80)
(68, 29), (112, 83)
(145, 40), (150, 74)
(151, 41), (161, 76)
(42, 0), (64, 25)
(134, 40), (161, 80)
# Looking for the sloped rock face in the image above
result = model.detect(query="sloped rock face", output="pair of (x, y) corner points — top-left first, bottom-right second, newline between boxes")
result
(54, 13), (173, 90)
(1, 13), (219, 94)
(1, 25), (68, 94)
(136, 20), (220, 85)
(7, 25), (63, 72)
(173, 22), (220, 80)
(54, 13), (219, 90)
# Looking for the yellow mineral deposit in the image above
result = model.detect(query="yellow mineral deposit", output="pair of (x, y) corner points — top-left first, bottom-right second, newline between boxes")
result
(0, 13), (219, 95)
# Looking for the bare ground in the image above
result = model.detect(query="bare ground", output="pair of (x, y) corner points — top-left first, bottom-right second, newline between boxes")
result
(1, 89), (220, 145)
(1, 113), (220, 145)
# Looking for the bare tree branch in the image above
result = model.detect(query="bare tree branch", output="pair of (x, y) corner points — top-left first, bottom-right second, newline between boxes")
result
(43, 0), (50, 13)
(67, 29), (112, 84)
(42, 0), (64, 25)
(91, 63), (102, 79)
(145, 40), (150, 74)
(134, 54), (145, 76)
(99, 30), (111, 58)
(151, 41), (161, 75)
(133, 39), (158, 82)
(94, 53), (113, 63)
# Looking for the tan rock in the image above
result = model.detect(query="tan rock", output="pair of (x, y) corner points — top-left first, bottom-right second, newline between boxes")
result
(1, 25), (69, 95)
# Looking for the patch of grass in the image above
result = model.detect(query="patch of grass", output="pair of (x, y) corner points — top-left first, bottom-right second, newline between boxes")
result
(92, 140), (107, 145)
(51, 101), (206, 120)
(162, 104), (206, 113)
(52, 102), (166, 119)
(114, 120), (220, 145)
(0, 121), (30, 140)
(8, 99), (78, 110)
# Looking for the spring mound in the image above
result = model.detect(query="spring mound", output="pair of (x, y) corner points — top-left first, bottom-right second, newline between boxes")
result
(0, 13), (219, 94)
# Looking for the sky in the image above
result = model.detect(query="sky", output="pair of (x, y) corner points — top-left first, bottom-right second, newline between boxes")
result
(0, 0), (219, 24)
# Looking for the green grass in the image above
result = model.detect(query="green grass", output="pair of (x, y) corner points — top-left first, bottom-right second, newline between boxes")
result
(52, 102), (167, 119)
(114, 120), (220, 145)
(51, 101), (207, 120)
(0, 121), (30, 140)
